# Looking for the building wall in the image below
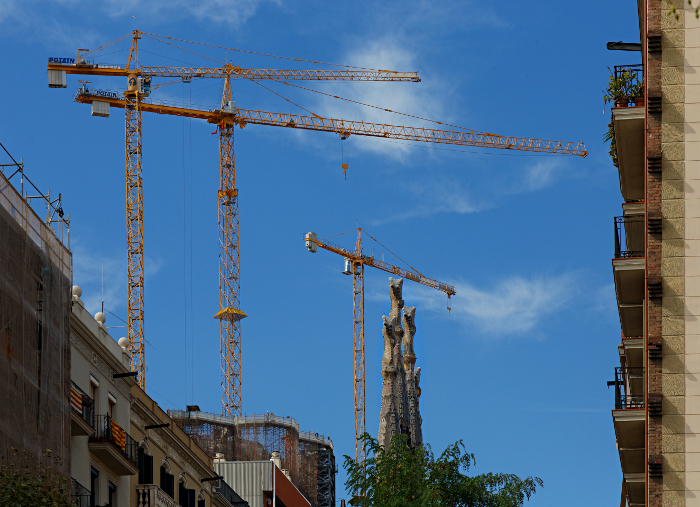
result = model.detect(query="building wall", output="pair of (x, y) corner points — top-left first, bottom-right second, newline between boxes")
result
(70, 290), (134, 507)
(129, 386), (216, 507)
(0, 171), (71, 478)
(682, 2), (700, 503)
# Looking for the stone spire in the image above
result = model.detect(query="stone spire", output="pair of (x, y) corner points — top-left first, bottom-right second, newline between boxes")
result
(377, 277), (423, 449)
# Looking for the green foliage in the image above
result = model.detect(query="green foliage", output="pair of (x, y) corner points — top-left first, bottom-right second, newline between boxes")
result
(343, 434), (542, 507)
(0, 449), (70, 507)
(603, 68), (640, 105)
(668, 1), (700, 20)
(604, 119), (618, 168)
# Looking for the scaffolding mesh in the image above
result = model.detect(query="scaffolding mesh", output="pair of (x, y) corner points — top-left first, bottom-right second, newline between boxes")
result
(0, 170), (72, 476)
(170, 410), (334, 507)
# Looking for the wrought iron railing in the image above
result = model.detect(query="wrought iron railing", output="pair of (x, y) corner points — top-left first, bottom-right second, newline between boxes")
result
(71, 478), (90, 507)
(609, 367), (645, 409)
(614, 216), (645, 258)
(614, 64), (644, 106)
(70, 381), (95, 429)
(90, 415), (139, 465)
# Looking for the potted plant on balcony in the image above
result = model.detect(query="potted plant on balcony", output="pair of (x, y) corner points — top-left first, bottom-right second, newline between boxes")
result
(604, 67), (635, 108)
(629, 79), (644, 107)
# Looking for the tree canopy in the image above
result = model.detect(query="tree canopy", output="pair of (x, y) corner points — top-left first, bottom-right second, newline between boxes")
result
(0, 450), (70, 507)
(343, 434), (542, 507)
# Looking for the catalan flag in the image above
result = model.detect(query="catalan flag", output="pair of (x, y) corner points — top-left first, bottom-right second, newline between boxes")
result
(70, 386), (82, 414)
(110, 418), (126, 451)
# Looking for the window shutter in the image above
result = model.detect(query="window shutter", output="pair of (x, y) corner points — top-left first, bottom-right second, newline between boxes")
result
(138, 447), (145, 484)
(179, 483), (186, 507)
(188, 489), (195, 507)
(167, 474), (175, 498)
(160, 466), (166, 491)
(198, 499), (205, 507)
(145, 454), (154, 484)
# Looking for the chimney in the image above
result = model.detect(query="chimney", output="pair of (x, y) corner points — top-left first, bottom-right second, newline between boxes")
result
(270, 451), (281, 470)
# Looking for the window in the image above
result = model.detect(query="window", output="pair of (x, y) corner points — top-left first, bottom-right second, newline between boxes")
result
(160, 466), (175, 498)
(138, 447), (154, 484)
(178, 481), (195, 507)
(90, 376), (99, 409)
(90, 467), (99, 507)
(107, 393), (116, 419)
(198, 499), (205, 507)
(108, 481), (116, 507)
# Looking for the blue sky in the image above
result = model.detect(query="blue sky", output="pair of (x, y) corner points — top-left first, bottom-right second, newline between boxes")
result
(0, 0), (642, 504)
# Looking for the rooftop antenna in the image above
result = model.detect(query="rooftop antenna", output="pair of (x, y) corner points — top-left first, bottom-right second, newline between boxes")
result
(101, 263), (104, 312)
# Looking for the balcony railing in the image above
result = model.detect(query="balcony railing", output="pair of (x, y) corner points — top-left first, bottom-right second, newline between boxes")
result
(614, 216), (645, 258)
(71, 381), (95, 429)
(90, 415), (139, 465)
(613, 64), (644, 107)
(609, 367), (645, 409)
(71, 478), (90, 507)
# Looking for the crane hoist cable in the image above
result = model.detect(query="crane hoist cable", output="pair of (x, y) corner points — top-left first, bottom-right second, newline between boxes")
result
(141, 31), (388, 71)
(142, 33), (224, 64)
(279, 80), (493, 135)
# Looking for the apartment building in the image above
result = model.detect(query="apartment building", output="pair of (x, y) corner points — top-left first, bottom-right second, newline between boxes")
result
(610, 2), (700, 506)
(69, 286), (138, 507)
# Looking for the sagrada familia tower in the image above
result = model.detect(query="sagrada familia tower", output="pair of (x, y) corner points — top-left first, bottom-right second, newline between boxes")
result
(378, 277), (423, 449)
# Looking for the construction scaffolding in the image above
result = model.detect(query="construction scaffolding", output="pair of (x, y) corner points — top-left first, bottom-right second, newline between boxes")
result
(169, 410), (334, 507)
(0, 167), (72, 475)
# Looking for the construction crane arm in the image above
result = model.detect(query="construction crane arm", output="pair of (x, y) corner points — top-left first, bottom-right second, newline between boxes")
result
(305, 236), (456, 297)
(74, 92), (588, 156)
(48, 62), (419, 81)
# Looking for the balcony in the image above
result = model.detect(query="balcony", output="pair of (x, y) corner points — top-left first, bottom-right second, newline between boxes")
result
(612, 65), (645, 202)
(88, 415), (139, 476)
(136, 484), (178, 507)
(70, 381), (95, 436)
(610, 367), (645, 506)
(610, 367), (644, 410)
(71, 478), (91, 507)
(613, 216), (645, 337)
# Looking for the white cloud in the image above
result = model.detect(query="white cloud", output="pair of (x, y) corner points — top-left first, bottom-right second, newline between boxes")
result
(71, 242), (126, 316)
(71, 241), (163, 319)
(371, 177), (486, 224)
(506, 158), (566, 194)
(103, 0), (278, 25)
(307, 38), (453, 159)
(408, 273), (579, 336)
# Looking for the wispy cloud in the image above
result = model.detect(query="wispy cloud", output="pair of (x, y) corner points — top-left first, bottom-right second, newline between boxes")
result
(72, 242), (126, 317)
(72, 241), (163, 319)
(505, 158), (567, 195)
(102, 0), (280, 25)
(400, 273), (579, 336)
(371, 177), (487, 225)
(307, 38), (452, 159)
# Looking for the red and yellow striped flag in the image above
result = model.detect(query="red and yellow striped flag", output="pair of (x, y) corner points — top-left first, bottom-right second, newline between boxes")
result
(110, 418), (126, 451)
(70, 386), (82, 414)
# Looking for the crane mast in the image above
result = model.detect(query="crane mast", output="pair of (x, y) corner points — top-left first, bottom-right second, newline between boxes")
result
(48, 30), (584, 453)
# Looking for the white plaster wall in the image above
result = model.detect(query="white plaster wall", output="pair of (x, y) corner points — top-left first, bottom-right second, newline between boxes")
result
(686, 6), (700, 504)
(70, 294), (133, 507)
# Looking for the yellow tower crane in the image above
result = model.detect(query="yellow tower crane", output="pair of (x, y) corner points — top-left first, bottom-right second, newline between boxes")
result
(46, 31), (420, 414)
(304, 228), (456, 463)
(47, 31), (588, 426)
